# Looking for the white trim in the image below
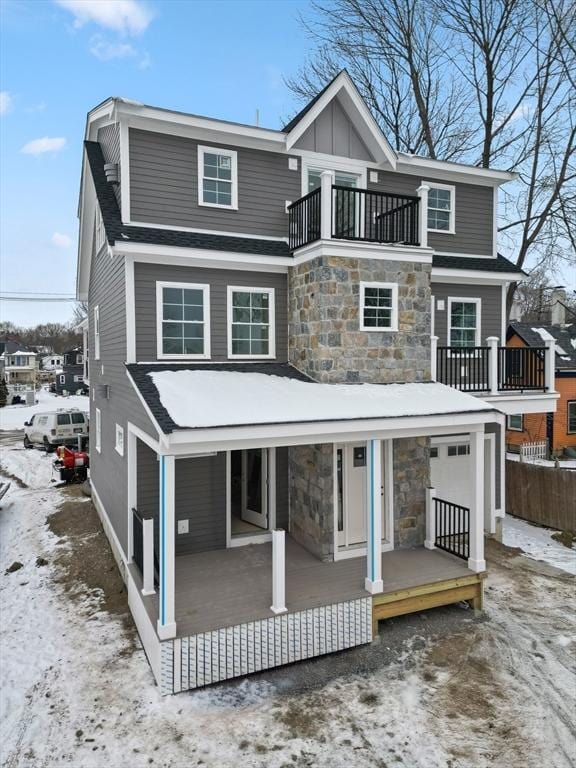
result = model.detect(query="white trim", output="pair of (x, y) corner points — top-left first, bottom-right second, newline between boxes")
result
(197, 145), (238, 210)
(359, 282), (399, 332)
(431, 267), (524, 284)
(125, 256), (136, 364)
(115, 243), (289, 272)
(119, 121), (131, 224)
(125, 369), (166, 442)
(156, 281), (211, 360)
(120, 218), (288, 242)
(226, 286), (276, 359)
(424, 181), (456, 235)
(492, 187), (499, 257)
(115, 423), (125, 456)
(300, 155), (367, 197)
(501, 282), (508, 345)
(291, 239), (433, 265)
(506, 414), (524, 432)
(95, 407), (102, 453)
(480, 391), (559, 415)
(397, 152), (516, 185)
(225, 447), (275, 547)
(447, 296), (481, 347)
(93, 305), (100, 360)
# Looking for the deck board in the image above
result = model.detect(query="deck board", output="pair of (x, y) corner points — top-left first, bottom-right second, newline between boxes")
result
(131, 537), (472, 639)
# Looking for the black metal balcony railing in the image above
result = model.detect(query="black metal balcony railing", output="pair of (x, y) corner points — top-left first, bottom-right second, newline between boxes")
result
(498, 346), (546, 391)
(288, 185), (420, 251)
(132, 507), (144, 576)
(436, 346), (490, 392)
(434, 497), (470, 561)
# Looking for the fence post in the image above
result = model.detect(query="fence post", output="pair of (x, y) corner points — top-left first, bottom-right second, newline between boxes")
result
(430, 336), (438, 381)
(416, 184), (430, 248)
(424, 487), (436, 549)
(142, 517), (155, 596)
(270, 529), (287, 614)
(545, 339), (556, 392)
(486, 336), (499, 394)
(320, 170), (334, 241)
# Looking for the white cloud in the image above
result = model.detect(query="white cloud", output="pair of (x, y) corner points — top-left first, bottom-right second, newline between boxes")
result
(89, 34), (136, 60)
(21, 137), (66, 155)
(0, 91), (13, 116)
(51, 232), (73, 248)
(55, 0), (153, 35)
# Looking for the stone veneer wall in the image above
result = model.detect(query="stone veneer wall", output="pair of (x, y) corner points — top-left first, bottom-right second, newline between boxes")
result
(393, 437), (429, 548)
(288, 255), (432, 383)
(289, 444), (334, 561)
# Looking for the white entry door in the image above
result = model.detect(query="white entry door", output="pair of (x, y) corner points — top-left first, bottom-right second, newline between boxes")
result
(337, 443), (385, 550)
(241, 449), (268, 529)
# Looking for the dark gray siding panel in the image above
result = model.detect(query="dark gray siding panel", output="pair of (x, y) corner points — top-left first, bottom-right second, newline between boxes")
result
(134, 262), (288, 362)
(88, 215), (157, 558)
(294, 96), (373, 161)
(276, 447), (289, 529)
(129, 128), (301, 237)
(97, 123), (121, 208)
(137, 439), (159, 519)
(432, 282), (502, 345)
(175, 453), (227, 555)
(369, 172), (494, 256)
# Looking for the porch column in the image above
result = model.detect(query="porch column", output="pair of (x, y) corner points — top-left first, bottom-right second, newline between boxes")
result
(545, 339), (556, 392)
(416, 184), (430, 248)
(320, 170), (334, 240)
(157, 454), (177, 639)
(468, 430), (486, 573)
(126, 429), (137, 562)
(486, 336), (499, 394)
(424, 486), (436, 549)
(365, 439), (384, 594)
(430, 335), (438, 381)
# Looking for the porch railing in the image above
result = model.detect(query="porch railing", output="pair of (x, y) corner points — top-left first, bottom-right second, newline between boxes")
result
(133, 507), (144, 575)
(498, 346), (546, 391)
(435, 346), (490, 392)
(132, 507), (158, 593)
(288, 187), (321, 251)
(433, 497), (470, 561)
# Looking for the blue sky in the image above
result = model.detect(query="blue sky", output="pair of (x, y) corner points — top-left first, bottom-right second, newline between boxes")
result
(0, 0), (312, 326)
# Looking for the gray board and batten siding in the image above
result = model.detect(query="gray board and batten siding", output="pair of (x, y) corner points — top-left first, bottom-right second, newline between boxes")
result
(129, 128), (301, 237)
(432, 283), (503, 345)
(96, 123), (121, 208)
(134, 262), (288, 362)
(292, 95), (374, 161)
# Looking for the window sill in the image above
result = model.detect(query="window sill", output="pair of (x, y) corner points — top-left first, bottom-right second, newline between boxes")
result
(227, 353), (276, 360)
(198, 201), (238, 211)
(428, 228), (455, 235)
(360, 326), (398, 333)
(157, 353), (211, 361)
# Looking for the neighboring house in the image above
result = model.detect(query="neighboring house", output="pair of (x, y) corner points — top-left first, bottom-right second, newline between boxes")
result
(54, 348), (86, 395)
(0, 341), (37, 388)
(76, 71), (558, 695)
(42, 354), (64, 371)
(506, 316), (576, 456)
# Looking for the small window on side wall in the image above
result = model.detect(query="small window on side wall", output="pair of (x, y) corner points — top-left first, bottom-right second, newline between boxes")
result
(507, 414), (524, 432)
(228, 287), (275, 358)
(360, 282), (398, 332)
(426, 183), (455, 233)
(157, 282), (210, 359)
(567, 402), (576, 434)
(115, 424), (124, 456)
(198, 146), (238, 209)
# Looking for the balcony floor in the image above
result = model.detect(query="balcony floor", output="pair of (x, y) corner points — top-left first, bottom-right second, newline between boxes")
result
(129, 537), (473, 639)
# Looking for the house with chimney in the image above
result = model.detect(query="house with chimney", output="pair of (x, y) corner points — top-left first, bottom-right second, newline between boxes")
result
(76, 72), (558, 694)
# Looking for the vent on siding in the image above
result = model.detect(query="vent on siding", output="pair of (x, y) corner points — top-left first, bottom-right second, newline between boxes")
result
(97, 384), (110, 399)
(104, 163), (119, 184)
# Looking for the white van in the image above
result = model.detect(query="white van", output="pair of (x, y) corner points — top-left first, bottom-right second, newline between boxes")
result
(24, 409), (89, 452)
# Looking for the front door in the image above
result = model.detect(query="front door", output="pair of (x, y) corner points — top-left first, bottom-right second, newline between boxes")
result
(337, 443), (385, 550)
(241, 449), (268, 529)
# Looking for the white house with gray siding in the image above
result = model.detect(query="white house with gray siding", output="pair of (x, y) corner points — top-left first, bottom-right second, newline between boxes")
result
(76, 72), (558, 695)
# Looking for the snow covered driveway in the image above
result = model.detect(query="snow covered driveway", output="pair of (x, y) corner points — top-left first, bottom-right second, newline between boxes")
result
(1, 441), (575, 768)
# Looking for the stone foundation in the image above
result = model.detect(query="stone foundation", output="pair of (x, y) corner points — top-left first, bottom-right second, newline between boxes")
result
(393, 437), (430, 548)
(289, 444), (334, 561)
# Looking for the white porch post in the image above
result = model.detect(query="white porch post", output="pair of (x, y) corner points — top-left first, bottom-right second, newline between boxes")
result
(270, 529), (287, 614)
(157, 454), (176, 639)
(430, 335), (438, 381)
(424, 486), (436, 549)
(468, 430), (486, 573)
(416, 184), (430, 249)
(141, 518), (156, 596)
(365, 439), (384, 594)
(320, 170), (334, 240)
(545, 339), (556, 392)
(486, 336), (499, 394)
(127, 429), (137, 562)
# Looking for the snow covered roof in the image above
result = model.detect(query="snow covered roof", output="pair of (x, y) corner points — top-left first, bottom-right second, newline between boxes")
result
(508, 322), (576, 370)
(126, 363), (495, 434)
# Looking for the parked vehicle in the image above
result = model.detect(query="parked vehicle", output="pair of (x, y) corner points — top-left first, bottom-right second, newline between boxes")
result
(23, 409), (89, 452)
(53, 444), (89, 484)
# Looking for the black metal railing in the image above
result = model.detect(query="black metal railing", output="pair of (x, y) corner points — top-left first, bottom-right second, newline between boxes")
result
(498, 346), (546, 391)
(332, 186), (419, 245)
(132, 507), (144, 576)
(434, 497), (470, 560)
(436, 346), (490, 392)
(288, 187), (321, 251)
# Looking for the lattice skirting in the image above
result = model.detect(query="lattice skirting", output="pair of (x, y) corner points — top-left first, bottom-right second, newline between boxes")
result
(160, 597), (373, 695)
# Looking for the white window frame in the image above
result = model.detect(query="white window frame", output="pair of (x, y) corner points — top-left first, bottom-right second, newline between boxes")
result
(59, 374), (65, 385)
(156, 281), (211, 360)
(95, 408), (101, 454)
(447, 297), (481, 348)
(359, 282), (399, 333)
(227, 286), (276, 360)
(115, 423), (124, 456)
(507, 414), (524, 432)
(94, 305), (100, 360)
(567, 401), (576, 434)
(424, 181), (456, 235)
(197, 145), (238, 210)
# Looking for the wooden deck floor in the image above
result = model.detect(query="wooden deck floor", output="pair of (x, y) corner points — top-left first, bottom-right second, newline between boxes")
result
(131, 538), (473, 639)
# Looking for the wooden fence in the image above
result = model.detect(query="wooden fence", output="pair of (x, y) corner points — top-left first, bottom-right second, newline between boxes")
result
(519, 440), (547, 461)
(506, 460), (576, 531)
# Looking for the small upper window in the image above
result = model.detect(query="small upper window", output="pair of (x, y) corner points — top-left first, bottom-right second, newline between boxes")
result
(115, 424), (124, 456)
(426, 183), (455, 233)
(95, 209), (105, 252)
(360, 282), (399, 332)
(448, 298), (480, 347)
(228, 287), (275, 358)
(568, 402), (576, 434)
(157, 282), (210, 359)
(198, 146), (238, 209)
(94, 305), (100, 360)
(507, 414), (524, 432)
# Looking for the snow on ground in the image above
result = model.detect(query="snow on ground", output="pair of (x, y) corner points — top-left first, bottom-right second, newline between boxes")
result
(503, 515), (576, 575)
(0, 389), (89, 432)
(506, 452), (576, 469)
(1, 443), (575, 768)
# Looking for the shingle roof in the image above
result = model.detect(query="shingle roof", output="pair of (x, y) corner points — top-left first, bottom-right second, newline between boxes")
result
(508, 322), (576, 370)
(282, 71), (344, 133)
(126, 362), (315, 433)
(432, 253), (525, 274)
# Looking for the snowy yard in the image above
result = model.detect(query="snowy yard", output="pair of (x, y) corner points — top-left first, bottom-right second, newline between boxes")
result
(1, 440), (575, 768)
(0, 388), (89, 432)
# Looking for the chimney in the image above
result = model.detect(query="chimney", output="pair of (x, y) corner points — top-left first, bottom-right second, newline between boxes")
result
(509, 298), (523, 322)
(551, 287), (566, 326)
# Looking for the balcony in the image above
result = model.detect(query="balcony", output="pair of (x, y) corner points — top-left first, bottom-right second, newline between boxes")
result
(288, 175), (423, 252)
(432, 336), (556, 395)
